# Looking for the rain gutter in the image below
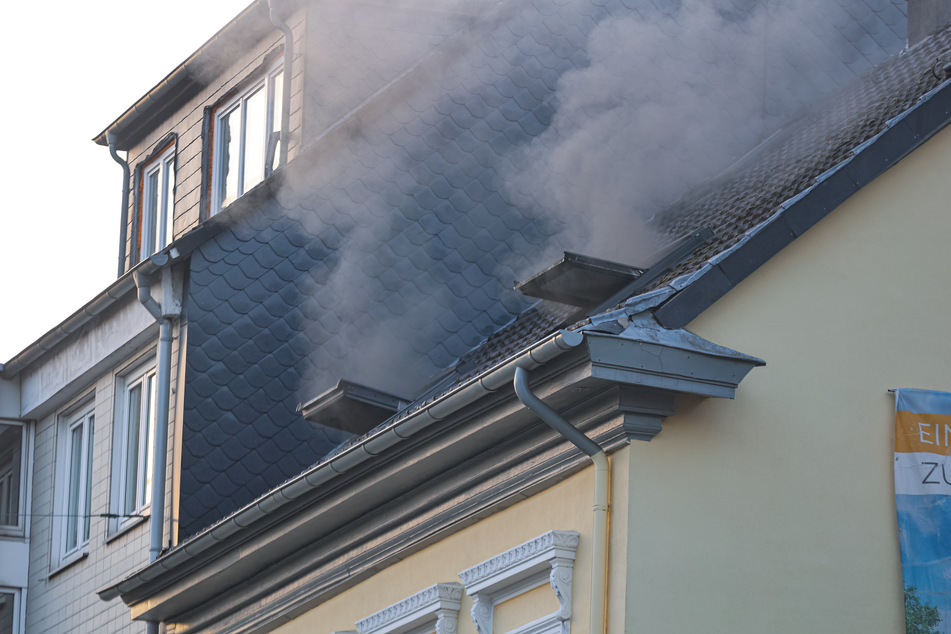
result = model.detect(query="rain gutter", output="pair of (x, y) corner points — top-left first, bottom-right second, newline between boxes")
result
(100, 329), (585, 601)
(132, 257), (182, 634)
(107, 131), (131, 278)
(92, 1), (270, 150)
(1, 264), (156, 379)
(513, 366), (609, 634)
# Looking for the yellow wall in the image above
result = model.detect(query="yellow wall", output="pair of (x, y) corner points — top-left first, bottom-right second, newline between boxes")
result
(623, 124), (951, 632)
(274, 448), (630, 634)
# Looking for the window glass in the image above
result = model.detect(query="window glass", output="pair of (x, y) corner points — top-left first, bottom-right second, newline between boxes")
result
(62, 411), (93, 556)
(0, 424), (23, 530)
(114, 364), (157, 530)
(244, 85), (267, 190)
(212, 60), (284, 214)
(0, 589), (19, 634)
(140, 144), (176, 261)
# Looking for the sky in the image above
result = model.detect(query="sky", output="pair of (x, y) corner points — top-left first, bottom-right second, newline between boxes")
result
(0, 0), (254, 363)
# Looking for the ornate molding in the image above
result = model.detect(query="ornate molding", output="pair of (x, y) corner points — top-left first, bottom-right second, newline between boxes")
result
(355, 583), (463, 634)
(459, 531), (579, 634)
(458, 530), (579, 590)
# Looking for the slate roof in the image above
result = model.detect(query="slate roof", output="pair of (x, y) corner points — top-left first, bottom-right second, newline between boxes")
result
(179, 0), (911, 537)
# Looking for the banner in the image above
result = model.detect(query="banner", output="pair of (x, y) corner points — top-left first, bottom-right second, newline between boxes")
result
(895, 388), (951, 634)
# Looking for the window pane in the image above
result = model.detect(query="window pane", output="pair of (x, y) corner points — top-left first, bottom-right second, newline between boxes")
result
(0, 591), (16, 634)
(162, 156), (175, 247)
(83, 416), (94, 543)
(143, 375), (157, 507)
(0, 424), (22, 528)
(244, 86), (267, 192)
(270, 70), (284, 171)
(124, 385), (141, 515)
(144, 168), (160, 256)
(66, 424), (83, 551)
(218, 107), (241, 209)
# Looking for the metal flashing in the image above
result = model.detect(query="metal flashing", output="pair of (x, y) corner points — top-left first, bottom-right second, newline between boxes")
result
(653, 76), (951, 330)
(301, 380), (409, 436)
(515, 252), (645, 309)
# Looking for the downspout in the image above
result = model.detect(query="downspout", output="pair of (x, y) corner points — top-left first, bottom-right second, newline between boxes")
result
(107, 132), (131, 278)
(268, 0), (293, 169)
(133, 265), (178, 634)
(514, 366), (609, 634)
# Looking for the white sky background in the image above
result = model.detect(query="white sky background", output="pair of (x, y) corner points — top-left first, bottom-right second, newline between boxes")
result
(0, 0), (254, 362)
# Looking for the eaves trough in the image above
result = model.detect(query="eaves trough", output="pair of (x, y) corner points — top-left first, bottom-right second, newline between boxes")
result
(99, 320), (762, 632)
(653, 76), (951, 329)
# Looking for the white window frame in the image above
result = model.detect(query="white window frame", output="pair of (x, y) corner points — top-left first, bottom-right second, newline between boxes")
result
(51, 403), (95, 570)
(140, 144), (176, 259)
(0, 421), (29, 537)
(458, 530), (579, 634)
(0, 587), (25, 634)
(211, 59), (284, 214)
(110, 361), (157, 534)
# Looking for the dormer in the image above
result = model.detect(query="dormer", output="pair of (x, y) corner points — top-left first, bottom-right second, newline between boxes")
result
(94, 1), (301, 275)
(95, 0), (482, 277)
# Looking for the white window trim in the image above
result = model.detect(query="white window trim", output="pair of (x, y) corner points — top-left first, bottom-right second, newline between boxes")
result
(458, 530), (579, 634)
(51, 402), (95, 571)
(355, 583), (464, 634)
(109, 360), (157, 535)
(211, 58), (284, 215)
(0, 586), (25, 634)
(141, 144), (176, 259)
(0, 420), (30, 537)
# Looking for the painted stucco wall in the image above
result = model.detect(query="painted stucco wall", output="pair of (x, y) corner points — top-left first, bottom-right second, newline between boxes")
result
(272, 447), (631, 634)
(621, 124), (951, 632)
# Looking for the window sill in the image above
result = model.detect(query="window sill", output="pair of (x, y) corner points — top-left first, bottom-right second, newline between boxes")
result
(105, 513), (149, 544)
(48, 549), (89, 579)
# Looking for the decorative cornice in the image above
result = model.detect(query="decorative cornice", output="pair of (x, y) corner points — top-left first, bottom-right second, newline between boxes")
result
(355, 583), (463, 634)
(459, 530), (578, 590)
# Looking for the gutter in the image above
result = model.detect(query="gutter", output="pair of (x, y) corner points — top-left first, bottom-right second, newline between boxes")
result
(99, 328), (585, 601)
(107, 132), (132, 277)
(93, 1), (271, 149)
(0, 263), (156, 379)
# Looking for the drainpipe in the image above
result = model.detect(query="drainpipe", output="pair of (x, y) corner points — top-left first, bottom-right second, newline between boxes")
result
(514, 366), (610, 634)
(107, 132), (131, 278)
(268, 0), (293, 169)
(133, 264), (178, 634)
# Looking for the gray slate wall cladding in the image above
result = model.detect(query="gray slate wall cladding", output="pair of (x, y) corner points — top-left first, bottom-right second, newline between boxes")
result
(179, 0), (907, 537)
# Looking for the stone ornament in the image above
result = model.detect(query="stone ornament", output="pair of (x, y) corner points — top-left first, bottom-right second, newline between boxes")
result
(355, 582), (464, 634)
(458, 530), (579, 634)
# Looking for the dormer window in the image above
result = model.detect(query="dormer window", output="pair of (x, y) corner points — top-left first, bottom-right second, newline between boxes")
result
(138, 142), (176, 261)
(211, 60), (284, 214)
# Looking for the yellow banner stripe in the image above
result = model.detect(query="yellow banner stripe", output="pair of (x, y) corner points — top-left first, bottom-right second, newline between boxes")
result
(896, 411), (951, 455)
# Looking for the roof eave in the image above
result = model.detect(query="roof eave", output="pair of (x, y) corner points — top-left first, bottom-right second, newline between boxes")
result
(92, 0), (273, 150)
(652, 77), (951, 330)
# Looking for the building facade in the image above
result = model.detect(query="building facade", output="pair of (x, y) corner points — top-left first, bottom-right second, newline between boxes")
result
(2, 1), (950, 633)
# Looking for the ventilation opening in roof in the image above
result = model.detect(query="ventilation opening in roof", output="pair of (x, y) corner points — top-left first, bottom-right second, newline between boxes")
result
(515, 227), (714, 314)
(301, 380), (410, 436)
(515, 252), (646, 309)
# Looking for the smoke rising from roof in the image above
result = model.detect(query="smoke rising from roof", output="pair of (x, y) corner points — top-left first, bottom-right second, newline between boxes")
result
(274, 0), (905, 399)
(505, 0), (903, 267)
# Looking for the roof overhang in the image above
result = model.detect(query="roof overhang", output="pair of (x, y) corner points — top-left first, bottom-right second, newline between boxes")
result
(98, 320), (762, 629)
(93, 0), (276, 150)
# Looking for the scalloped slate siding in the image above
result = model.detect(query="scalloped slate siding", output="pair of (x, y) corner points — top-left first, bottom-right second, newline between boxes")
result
(179, 0), (908, 537)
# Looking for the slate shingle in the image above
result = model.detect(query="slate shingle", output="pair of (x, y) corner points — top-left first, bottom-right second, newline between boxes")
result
(179, 0), (912, 538)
